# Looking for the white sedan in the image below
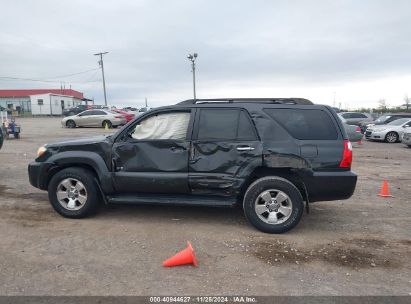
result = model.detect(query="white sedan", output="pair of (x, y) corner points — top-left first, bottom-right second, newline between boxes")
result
(365, 118), (411, 143)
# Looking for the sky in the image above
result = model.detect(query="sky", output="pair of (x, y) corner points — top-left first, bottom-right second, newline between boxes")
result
(1, 0), (411, 109)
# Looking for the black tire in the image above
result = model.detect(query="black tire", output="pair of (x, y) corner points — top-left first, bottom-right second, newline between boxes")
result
(385, 131), (398, 143)
(243, 176), (304, 234)
(66, 120), (76, 128)
(102, 120), (112, 129)
(48, 167), (100, 218)
(14, 133), (20, 139)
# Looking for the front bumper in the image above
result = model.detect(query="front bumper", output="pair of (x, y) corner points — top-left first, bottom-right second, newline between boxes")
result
(365, 130), (385, 140)
(28, 161), (53, 190)
(301, 170), (357, 202)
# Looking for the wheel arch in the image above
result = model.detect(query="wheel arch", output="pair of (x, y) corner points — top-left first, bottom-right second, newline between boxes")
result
(44, 151), (114, 194)
(239, 167), (309, 206)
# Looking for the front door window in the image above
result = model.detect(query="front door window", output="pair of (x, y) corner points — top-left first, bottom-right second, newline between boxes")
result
(131, 112), (190, 140)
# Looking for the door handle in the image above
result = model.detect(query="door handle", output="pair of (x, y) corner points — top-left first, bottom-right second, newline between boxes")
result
(236, 146), (255, 151)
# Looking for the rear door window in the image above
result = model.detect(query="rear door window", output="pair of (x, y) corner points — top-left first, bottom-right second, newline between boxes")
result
(196, 109), (256, 141)
(264, 109), (338, 140)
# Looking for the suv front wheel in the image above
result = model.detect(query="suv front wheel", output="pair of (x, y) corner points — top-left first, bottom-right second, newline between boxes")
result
(243, 177), (304, 233)
(48, 167), (100, 218)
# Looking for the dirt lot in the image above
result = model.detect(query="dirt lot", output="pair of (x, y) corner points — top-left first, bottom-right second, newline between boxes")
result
(0, 117), (410, 296)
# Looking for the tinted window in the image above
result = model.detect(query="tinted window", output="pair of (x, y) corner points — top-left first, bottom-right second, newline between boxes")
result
(94, 110), (107, 115)
(265, 109), (338, 140)
(341, 113), (352, 119)
(79, 110), (92, 116)
(197, 109), (256, 140)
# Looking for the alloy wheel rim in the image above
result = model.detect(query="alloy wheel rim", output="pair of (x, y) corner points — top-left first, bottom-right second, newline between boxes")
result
(254, 189), (293, 225)
(56, 178), (87, 211)
(387, 133), (397, 142)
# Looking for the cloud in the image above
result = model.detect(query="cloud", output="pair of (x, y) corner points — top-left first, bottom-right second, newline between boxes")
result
(1, 0), (411, 108)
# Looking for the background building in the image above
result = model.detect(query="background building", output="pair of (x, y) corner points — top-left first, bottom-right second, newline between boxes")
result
(0, 89), (91, 115)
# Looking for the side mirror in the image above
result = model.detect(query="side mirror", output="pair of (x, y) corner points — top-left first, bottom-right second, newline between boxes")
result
(403, 125), (410, 128)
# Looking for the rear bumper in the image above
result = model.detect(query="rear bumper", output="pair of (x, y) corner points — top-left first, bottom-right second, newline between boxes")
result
(301, 170), (357, 202)
(28, 161), (52, 190)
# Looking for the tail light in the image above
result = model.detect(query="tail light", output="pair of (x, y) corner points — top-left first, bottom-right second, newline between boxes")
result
(339, 139), (353, 168)
(355, 126), (361, 133)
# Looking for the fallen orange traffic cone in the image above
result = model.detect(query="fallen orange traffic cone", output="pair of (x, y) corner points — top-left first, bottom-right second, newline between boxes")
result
(163, 241), (198, 267)
(378, 180), (393, 197)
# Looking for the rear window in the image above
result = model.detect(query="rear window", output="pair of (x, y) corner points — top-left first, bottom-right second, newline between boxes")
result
(264, 109), (338, 140)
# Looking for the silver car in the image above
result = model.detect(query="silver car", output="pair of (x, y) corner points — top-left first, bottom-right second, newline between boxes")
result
(61, 109), (126, 128)
(365, 118), (411, 143)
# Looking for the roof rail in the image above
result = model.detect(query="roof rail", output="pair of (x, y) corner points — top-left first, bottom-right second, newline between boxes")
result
(176, 98), (313, 105)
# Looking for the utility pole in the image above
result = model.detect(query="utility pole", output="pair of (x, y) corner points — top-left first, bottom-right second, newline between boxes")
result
(145, 97), (148, 107)
(187, 53), (198, 100)
(94, 52), (109, 106)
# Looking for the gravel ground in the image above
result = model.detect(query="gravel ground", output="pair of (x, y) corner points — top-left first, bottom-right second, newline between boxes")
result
(0, 117), (410, 296)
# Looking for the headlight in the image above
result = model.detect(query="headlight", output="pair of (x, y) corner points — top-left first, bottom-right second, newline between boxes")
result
(37, 146), (47, 158)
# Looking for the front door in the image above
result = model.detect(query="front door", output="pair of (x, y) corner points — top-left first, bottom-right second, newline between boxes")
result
(189, 108), (263, 196)
(112, 109), (193, 193)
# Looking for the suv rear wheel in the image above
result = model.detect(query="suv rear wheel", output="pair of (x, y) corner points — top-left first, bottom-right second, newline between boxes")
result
(243, 177), (304, 233)
(48, 167), (100, 218)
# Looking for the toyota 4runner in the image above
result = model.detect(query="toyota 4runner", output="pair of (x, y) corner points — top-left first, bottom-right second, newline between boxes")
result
(28, 98), (357, 233)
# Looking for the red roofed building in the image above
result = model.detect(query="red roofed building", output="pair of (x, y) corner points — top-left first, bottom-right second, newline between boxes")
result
(0, 89), (84, 99)
(0, 89), (90, 115)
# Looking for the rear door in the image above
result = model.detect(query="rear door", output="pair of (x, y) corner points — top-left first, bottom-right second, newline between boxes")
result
(264, 107), (343, 169)
(90, 110), (108, 127)
(189, 108), (262, 196)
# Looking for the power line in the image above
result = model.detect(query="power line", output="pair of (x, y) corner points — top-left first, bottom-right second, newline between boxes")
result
(45, 68), (100, 79)
(0, 67), (101, 84)
(0, 76), (101, 84)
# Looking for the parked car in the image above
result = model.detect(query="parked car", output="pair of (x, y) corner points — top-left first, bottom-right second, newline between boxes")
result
(360, 113), (411, 133)
(337, 114), (363, 142)
(61, 109), (126, 129)
(339, 112), (373, 126)
(401, 127), (411, 147)
(365, 118), (411, 143)
(111, 109), (135, 123)
(62, 104), (106, 116)
(29, 98), (357, 234)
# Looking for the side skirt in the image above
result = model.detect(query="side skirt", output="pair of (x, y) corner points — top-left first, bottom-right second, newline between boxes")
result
(106, 193), (237, 207)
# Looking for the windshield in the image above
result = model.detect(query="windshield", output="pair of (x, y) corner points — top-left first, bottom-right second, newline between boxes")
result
(387, 118), (409, 126)
(374, 115), (390, 123)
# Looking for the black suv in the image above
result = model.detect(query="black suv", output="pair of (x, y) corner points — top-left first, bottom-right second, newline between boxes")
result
(28, 98), (357, 233)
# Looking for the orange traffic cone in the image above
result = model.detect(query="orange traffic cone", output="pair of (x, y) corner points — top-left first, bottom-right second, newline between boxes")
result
(378, 180), (393, 197)
(163, 241), (198, 267)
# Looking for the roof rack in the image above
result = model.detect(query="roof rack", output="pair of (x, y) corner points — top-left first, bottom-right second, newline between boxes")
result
(177, 98), (313, 105)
